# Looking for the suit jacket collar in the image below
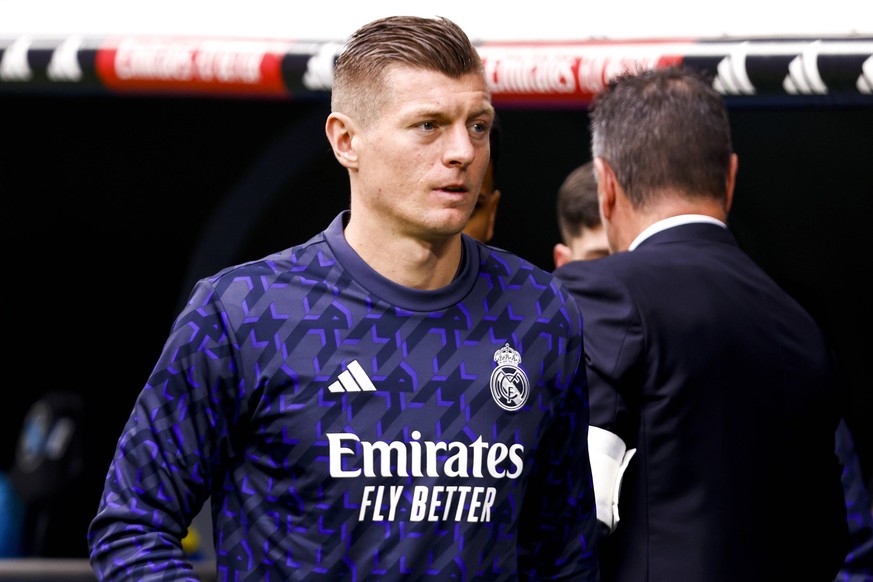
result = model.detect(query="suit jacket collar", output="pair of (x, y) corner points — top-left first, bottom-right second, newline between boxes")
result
(630, 215), (727, 250)
(634, 220), (737, 249)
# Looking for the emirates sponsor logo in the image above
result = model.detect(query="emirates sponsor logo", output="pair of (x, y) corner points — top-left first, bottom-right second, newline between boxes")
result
(327, 430), (525, 523)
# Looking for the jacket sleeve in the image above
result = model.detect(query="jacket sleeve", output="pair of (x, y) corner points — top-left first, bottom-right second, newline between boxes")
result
(554, 261), (644, 446)
(553, 260), (645, 540)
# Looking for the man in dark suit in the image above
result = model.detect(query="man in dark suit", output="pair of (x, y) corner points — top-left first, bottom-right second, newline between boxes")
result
(554, 66), (848, 581)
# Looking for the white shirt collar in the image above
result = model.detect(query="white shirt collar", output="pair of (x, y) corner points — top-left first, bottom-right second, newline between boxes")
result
(628, 214), (727, 251)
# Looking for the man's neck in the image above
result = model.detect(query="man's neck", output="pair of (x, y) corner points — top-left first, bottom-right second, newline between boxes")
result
(620, 197), (728, 251)
(344, 216), (463, 290)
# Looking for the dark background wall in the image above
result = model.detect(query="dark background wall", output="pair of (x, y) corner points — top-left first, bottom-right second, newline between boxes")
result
(1, 92), (871, 557)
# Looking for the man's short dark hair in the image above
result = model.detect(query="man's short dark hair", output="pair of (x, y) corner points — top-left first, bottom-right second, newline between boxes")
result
(589, 66), (732, 209)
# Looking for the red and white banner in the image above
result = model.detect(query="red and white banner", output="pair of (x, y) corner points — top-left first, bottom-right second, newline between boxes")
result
(2, 35), (872, 106)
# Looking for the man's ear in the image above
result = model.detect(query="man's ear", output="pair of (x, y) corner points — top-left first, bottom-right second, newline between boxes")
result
(553, 243), (573, 270)
(325, 112), (358, 169)
(593, 157), (617, 221)
(725, 153), (738, 213)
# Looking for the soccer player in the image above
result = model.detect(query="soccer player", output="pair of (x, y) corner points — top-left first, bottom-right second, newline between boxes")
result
(87, 15), (600, 580)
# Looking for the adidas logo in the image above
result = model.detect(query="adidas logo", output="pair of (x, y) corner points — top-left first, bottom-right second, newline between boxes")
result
(328, 360), (376, 393)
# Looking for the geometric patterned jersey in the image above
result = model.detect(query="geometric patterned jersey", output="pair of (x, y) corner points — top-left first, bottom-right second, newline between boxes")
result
(87, 211), (599, 581)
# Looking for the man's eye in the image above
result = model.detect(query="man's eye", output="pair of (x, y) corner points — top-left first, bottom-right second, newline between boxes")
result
(420, 121), (436, 131)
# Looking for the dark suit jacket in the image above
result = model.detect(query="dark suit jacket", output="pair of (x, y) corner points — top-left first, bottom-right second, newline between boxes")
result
(554, 222), (848, 582)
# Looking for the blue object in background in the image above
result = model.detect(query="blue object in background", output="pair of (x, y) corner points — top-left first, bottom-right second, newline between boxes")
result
(0, 471), (23, 557)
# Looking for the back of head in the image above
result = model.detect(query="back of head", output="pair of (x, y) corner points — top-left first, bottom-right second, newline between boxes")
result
(462, 112), (502, 244)
(331, 15), (485, 127)
(589, 66), (732, 209)
(556, 161), (599, 244)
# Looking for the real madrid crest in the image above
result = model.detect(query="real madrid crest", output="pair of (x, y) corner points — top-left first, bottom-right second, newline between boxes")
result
(490, 343), (530, 411)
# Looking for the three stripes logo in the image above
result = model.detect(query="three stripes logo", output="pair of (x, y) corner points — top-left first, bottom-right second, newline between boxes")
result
(328, 360), (376, 393)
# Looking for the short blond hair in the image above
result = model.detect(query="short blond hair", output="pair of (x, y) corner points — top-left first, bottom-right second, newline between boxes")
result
(332, 15), (486, 127)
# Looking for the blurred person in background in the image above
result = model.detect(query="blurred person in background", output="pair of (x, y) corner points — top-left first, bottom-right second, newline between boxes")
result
(553, 160), (609, 267)
(463, 113), (502, 244)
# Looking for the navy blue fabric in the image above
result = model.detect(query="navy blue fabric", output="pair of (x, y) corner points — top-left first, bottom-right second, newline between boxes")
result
(555, 222), (848, 582)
